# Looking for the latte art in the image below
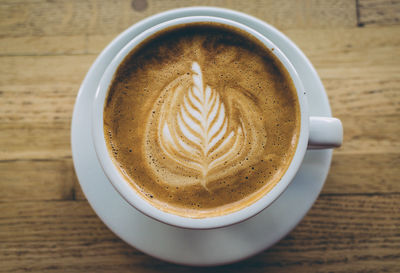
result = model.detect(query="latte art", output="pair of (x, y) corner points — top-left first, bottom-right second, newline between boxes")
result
(145, 62), (266, 189)
(156, 62), (245, 188)
(103, 23), (300, 217)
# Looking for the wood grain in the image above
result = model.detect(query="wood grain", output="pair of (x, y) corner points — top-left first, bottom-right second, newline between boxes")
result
(0, 195), (398, 273)
(0, 0), (356, 39)
(358, 0), (400, 26)
(324, 153), (400, 194)
(0, 55), (94, 86)
(0, 85), (77, 123)
(0, 35), (87, 56)
(1, 0), (399, 272)
(0, 123), (71, 160)
(338, 114), (400, 154)
(0, 158), (76, 202)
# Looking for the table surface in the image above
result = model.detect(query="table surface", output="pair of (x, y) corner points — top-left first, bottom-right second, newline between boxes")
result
(1, 0), (399, 272)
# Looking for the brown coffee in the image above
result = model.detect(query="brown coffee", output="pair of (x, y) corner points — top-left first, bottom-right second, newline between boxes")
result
(104, 23), (300, 218)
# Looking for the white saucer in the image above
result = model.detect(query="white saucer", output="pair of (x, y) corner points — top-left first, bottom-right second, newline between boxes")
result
(71, 7), (333, 266)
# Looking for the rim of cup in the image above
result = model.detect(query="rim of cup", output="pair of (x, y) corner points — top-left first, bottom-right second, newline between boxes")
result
(92, 16), (309, 229)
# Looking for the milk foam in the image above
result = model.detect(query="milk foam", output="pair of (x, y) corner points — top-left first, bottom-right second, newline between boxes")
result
(159, 62), (244, 187)
(145, 62), (265, 189)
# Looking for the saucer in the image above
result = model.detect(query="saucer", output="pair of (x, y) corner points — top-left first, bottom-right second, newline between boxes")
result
(71, 7), (333, 266)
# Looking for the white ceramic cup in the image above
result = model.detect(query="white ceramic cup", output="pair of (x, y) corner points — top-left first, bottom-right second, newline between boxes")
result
(92, 16), (343, 229)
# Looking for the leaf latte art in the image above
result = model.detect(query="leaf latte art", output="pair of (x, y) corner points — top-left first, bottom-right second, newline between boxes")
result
(145, 62), (266, 189)
(160, 62), (244, 187)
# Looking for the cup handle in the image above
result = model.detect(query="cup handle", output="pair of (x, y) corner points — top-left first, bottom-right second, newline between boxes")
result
(308, 116), (343, 149)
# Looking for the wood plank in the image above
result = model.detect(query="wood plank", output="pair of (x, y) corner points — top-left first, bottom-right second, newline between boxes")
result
(286, 27), (400, 117)
(337, 114), (400, 155)
(324, 153), (400, 194)
(320, 64), (400, 117)
(358, 0), (400, 26)
(245, 194), (400, 273)
(0, 0), (357, 39)
(0, 85), (76, 123)
(87, 34), (116, 54)
(7, 25), (399, 57)
(0, 35), (87, 56)
(0, 159), (76, 202)
(141, 0), (358, 30)
(0, 195), (398, 272)
(0, 123), (70, 160)
(288, 27), (400, 68)
(0, 55), (94, 86)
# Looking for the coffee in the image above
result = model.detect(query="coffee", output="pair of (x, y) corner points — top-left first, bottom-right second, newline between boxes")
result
(104, 23), (300, 218)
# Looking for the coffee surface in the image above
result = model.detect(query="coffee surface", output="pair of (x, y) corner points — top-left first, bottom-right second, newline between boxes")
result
(104, 23), (300, 218)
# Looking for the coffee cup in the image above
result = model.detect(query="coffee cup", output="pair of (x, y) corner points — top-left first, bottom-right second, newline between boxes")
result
(92, 16), (342, 229)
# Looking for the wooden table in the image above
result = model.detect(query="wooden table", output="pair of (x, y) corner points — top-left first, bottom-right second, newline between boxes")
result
(1, 0), (399, 272)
